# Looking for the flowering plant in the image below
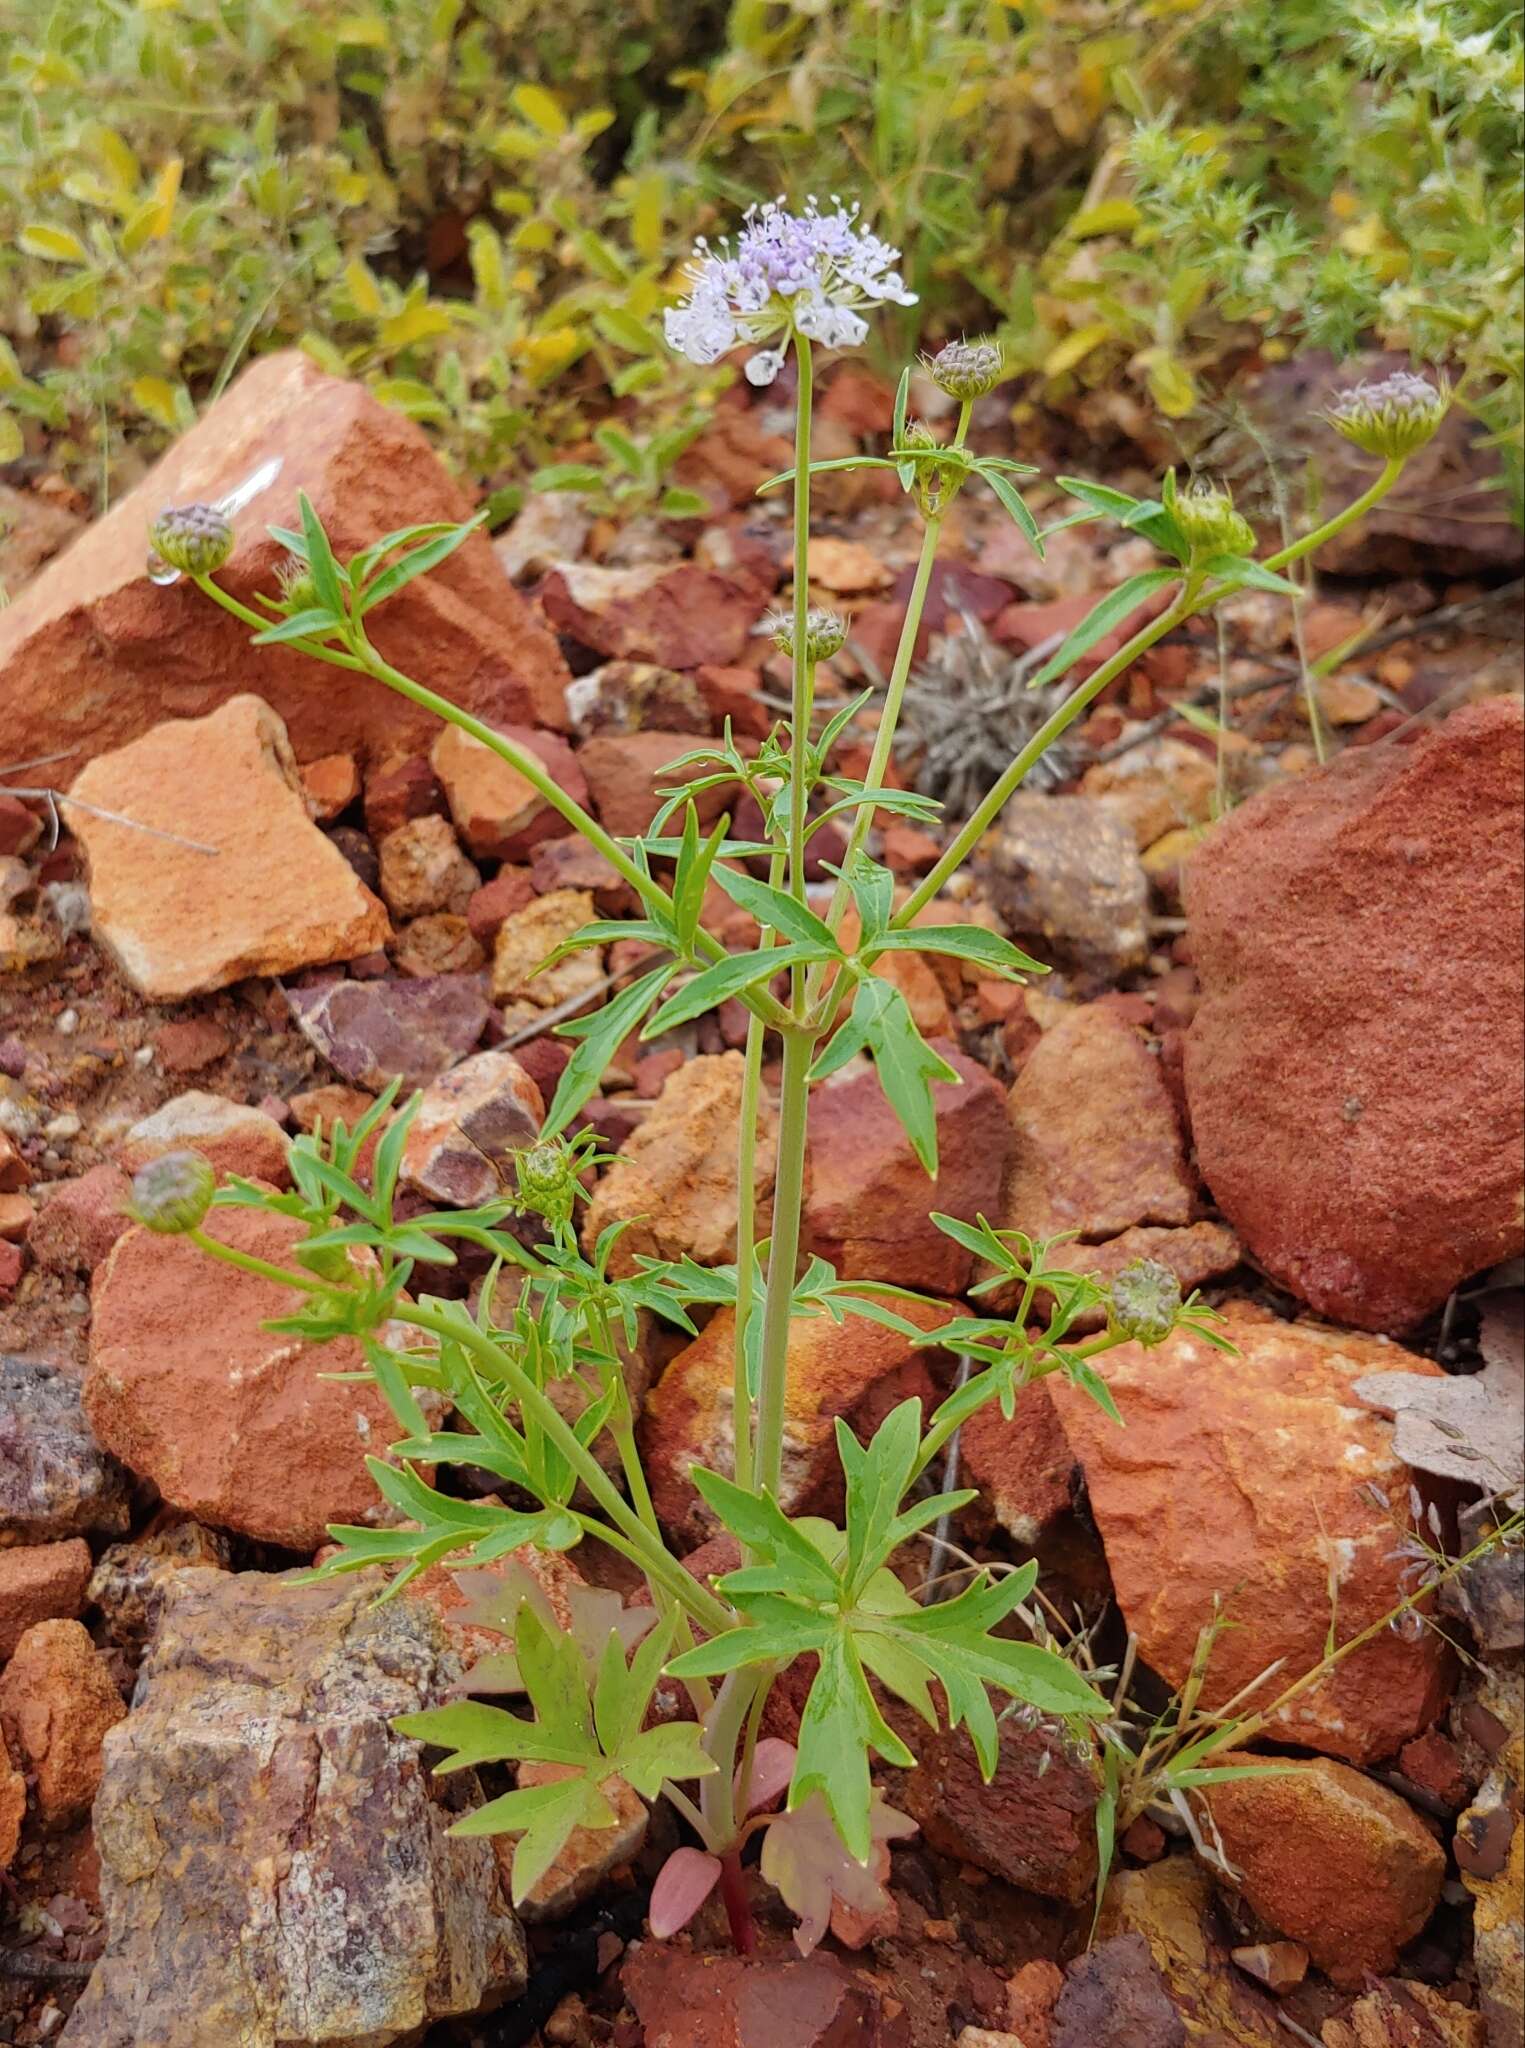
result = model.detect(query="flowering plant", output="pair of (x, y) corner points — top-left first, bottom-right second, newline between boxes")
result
(154, 201), (1447, 1954)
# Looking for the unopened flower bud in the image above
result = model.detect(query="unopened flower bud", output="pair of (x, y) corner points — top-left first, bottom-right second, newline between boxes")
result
(771, 607), (847, 663)
(277, 558), (319, 612)
(1109, 1258), (1182, 1347)
(902, 420), (965, 518)
(1173, 480), (1254, 559)
(1324, 370), (1448, 460)
(147, 502), (234, 577)
(514, 1137), (580, 1227)
(130, 1150), (216, 1235)
(926, 338), (1004, 400)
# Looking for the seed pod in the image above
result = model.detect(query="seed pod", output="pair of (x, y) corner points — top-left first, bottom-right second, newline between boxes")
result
(926, 338), (1004, 400)
(147, 502), (235, 577)
(1324, 370), (1449, 459)
(1109, 1257), (1183, 1348)
(131, 1150), (217, 1235)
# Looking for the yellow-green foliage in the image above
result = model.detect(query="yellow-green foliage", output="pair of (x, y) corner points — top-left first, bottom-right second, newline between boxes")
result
(1, 0), (1519, 507)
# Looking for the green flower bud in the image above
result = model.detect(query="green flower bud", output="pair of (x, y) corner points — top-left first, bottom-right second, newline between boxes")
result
(1172, 479), (1255, 560)
(277, 558), (319, 612)
(513, 1137), (579, 1227)
(147, 502), (235, 578)
(1324, 370), (1449, 460)
(771, 607), (848, 663)
(130, 1150), (216, 1235)
(926, 338), (1004, 401)
(903, 420), (965, 519)
(1109, 1258), (1182, 1348)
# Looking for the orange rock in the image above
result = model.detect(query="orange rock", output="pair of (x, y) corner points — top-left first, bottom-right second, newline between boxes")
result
(582, 1052), (777, 1281)
(86, 1203), (425, 1551)
(0, 1191), (34, 1242)
(0, 1539), (92, 1659)
(578, 730), (736, 838)
(491, 888), (603, 1010)
(641, 1295), (950, 1550)
(432, 721), (585, 862)
(0, 1741), (23, 1868)
(392, 911), (485, 978)
(0, 351), (569, 785)
(1050, 1306), (1454, 1763)
(300, 751), (361, 822)
(807, 536), (893, 594)
(1080, 738), (1217, 851)
(960, 1383), (1078, 1546)
(541, 560), (762, 668)
(119, 1089), (290, 1183)
(376, 812), (480, 920)
(1198, 1753), (1445, 1987)
(69, 695), (392, 998)
(0, 1618), (125, 1829)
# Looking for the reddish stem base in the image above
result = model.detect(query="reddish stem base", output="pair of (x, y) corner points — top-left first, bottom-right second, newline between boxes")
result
(718, 1849), (757, 1955)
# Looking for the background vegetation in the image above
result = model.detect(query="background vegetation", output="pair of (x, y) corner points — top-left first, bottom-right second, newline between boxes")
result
(2, 0), (1520, 510)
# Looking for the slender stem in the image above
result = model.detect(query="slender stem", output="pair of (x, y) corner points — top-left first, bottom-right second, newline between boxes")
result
(753, 1026), (813, 1495)
(717, 1850), (756, 1955)
(193, 573), (369, 666)
(1258, 456), (1404, 576)
(787, 334), (815, 978)
(189, 1227), (330, 1293)
(730, 846), (788, 1501)
(896, 579), (1201, 925)
(398, 1300), (734, 1636)
(699, 1667), (759, 1850)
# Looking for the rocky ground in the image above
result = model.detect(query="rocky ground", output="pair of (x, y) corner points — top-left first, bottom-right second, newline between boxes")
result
(0, 348), (1520, 2048)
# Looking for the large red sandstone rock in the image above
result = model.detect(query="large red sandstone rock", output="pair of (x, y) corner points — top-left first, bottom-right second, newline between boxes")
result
(640, 1297), (949, 1550)
(1197, 1753), (1445, 1987)
(430, 721), (585, 862)
(896, 1715), (1098, 1904)
(802, 1047), (1010, 1294)
(1184, 699), (1524, 1331)
(70, 695), (391, 998)
(0, 353), (569, 783)
(85, 1204), (423, 1551)
(1050, 1306), (1454, 1764)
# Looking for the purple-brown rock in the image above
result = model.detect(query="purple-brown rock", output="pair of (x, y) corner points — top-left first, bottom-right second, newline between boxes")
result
(1184, 700), (1524, 1331)
(286, 973), (489, 1091)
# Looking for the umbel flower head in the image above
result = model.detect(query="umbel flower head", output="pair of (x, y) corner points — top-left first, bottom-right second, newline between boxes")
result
(664, 196), (917, 387)
(770, 606), (847, 663)
(1108, 1257), (1182, 1348)
(1324, 369), (1449, 460)
(130, 1150), (216, 1236)
(147, 502), (234, 578)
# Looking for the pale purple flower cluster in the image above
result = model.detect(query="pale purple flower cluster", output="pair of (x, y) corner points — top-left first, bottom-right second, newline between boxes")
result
(664, 197), (917, 386)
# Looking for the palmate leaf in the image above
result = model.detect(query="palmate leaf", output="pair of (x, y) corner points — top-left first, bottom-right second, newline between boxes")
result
(812, 976), (958, 1175)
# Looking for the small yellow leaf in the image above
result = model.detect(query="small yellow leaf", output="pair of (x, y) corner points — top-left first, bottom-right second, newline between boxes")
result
(122, 158), (181, 251)
(1067, 200), (1142, 240)
(378, 301), (454, 349)
(19, 223), (89, 265)
(1142, 350), (1198, 418)
(510, 219), (555, 254)
(344, 258), (384, 315)
(511, 84), (568, 137)
(88, 122), (140, 192)
(1043, 322), (1112, 377)
(335, 14), (390, 44)
(630, 170), (666, 262)
(129, 375), (184, 429)
(0, 412), (23, 464)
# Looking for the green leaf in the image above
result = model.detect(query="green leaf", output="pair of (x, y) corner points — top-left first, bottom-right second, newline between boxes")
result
(545, 965), (671, 1136)
(838, 1400), (922, 1595)
(642, 943), (819, 1036)
(1200, 553), (1301, 596)
(1029, 570), (1180, 688)
(792, 1629), (914, 1864)
(847, 978), (959, 1176)
(531, 463), (605, 493)
(456, 1775), (614, 1903)
(892, 366), (910, 448)
(711, 868), (841, 954)
(249, 607), (342, 645)
(671, 807), (730, 953)
(981, 467), (1045, 558)
(869, 925), (1045, 980)
(359, 514), (486, 613)
(691, 1469), (840, 1601)
(296, 491), (347, 622)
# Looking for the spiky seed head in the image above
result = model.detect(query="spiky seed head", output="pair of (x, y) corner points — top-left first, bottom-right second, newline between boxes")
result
(277, 557), (319, 612)
(771, 607), (847, 662)
(1173, 480), (1255, 560)
(513, 1137), (581, 1227)
(1324, 370), (1449, 460)
(147, 502), (234, 577)
(1109, 1257), (1182, 1347)
(926, 338), (1004, 400)
(130, 1150), (216, 1235)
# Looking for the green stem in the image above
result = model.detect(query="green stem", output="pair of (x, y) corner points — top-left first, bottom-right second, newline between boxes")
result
(193, 573), (368, 666)
(896, 579), (1202, 926)
(188, 1227), (330, 1293)
(398, 1300), (733, 1636)
(1258, 456), (1404, 576)
(730, 1016), (764, 1500)
(753, 1026), (813, 1496)
(787, 334), (815, 977)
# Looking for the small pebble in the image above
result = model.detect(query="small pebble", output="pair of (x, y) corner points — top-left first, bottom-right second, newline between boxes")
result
(56, 1008), (79, 1036)
(44, 1113), (81, 1140)
(134, 1045), (155, 1066)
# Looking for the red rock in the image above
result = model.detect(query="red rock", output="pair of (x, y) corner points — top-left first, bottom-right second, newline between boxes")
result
(1051, 1932), (1184, 2048)
(86, 1204), (427, 1550)
(300, 751), (361, 822)
(541, 561), (762, 668)
(1121, 1816), (1167, 1864)
(634, 1049), (685, 1099)
(0, 1242), (22, 1295)
(1198, 1753), (1445, 1988)
(1006, 1960), (1063, 2046)
(995, 585), (1170, 669)
(152, 1015), (232, 1073)
(882, 823), (942, 877)
(695, 664), (771, 741)
(899, 1716), (1098, 1904)
(0, 1745), (22, 1870)
(0, 1618), (125, 1830)
(1050, 1307), (1455, 1763)
(530, 836), (638, 916)
(578, 730), (737, 839)
(514, 1034), (572, 1101)
(673, 408), (794, 511)
(622, 1942), (904, 2048)
(288, 1083), (378, 1135)
(467, 866), (535, 947)
(819, 367), (897, 435)
(400, 1046), (543, 1205)
(0, 1539), (92, 1659)
(28, 1164), (133, 1274)
(1184, 700), (1524, 1331)
(69, 694), (392, 998)
(0, 352), (569, 784)
(802, 1046), (1010, 1294)
(1397, 1728), (1470, 1810)
(566, 660), (711, 737)
(119, 1090), (289, 1183)
(363, 752), (447, 840)
(641, 1295), (949, 1550)
(960, 1383), (1079, 1545)
(0, 796), (42, 858)
(996, 1003), (1195, 1261)
(583, 1053), (776, 1281)
(285, 972), (490, 1091)
(432, 721), (586, 862)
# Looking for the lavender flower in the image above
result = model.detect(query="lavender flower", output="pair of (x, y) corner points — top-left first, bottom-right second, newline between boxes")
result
(1325, 370), (1449, 459)
(664, 197), (917, 386)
